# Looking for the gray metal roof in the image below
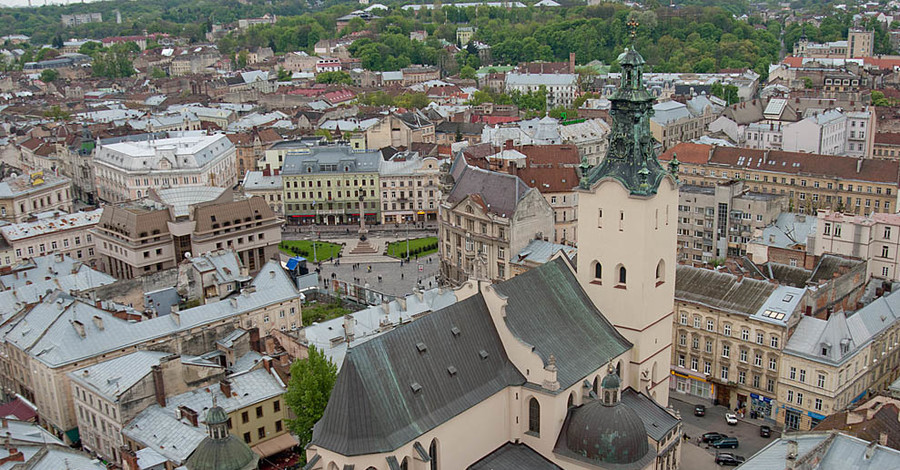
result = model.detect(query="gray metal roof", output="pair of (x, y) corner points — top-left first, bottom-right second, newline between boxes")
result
(675, 265), (776, 317)
(310, 293), (526, 456)
(493, 257), (631, 390)
(620, 388), (679, 442)
(281, 147), (381, 176)
(447, 164), (531, 218)
(753, 213), (817, 249)
(510, 239), (576, 266)
(736, 432), (900, 469)
(468, 442), (562, 470)
(68, 351), (171, 401)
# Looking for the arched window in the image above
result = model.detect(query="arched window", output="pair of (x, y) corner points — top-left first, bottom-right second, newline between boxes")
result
(656, 259), (666, 284)
(528, 397), (540, 434)
(567, 392), (575, 408)
(429, 439), (439, 470)
(618, 265), (627, 284)
(605, 391), (610, 403)
(401, 457), (409, 470)
(593, 376), (599, 394)
(594, 261), (602, 280)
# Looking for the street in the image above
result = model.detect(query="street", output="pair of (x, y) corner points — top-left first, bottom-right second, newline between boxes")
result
(670, 397), (779, 469)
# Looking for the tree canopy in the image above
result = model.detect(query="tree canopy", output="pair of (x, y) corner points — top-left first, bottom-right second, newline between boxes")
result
(285, 346), (337, 451)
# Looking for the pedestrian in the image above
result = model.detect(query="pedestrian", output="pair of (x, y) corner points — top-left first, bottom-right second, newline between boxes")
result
(378, 275), (382, 282)
(401, 273), (404, 279)
(400, 260), (403, 267)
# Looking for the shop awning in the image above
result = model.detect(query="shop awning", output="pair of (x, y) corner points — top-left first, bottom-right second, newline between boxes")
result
(252, 433), (300, 457)
(64, 427), (80, 444)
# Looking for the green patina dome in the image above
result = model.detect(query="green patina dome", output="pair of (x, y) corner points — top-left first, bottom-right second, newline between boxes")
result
(185, 406), (260, 470)
(205, 406), (229, 425)
(617, 46), (646, 67)
(185, 436), (259, 470)
(600, 371), (620, 389)
(565, 399), (650, 464)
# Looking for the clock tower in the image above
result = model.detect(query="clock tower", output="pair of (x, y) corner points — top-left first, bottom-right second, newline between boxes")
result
(576, 46), (679, 405)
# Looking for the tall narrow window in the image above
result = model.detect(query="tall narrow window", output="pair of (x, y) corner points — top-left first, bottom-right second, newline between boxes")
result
(429, 439), (438, 470)
(528, 398), (540, 434)
(656, 259), (665, 284)
(618, 266), (627, 284)
(594, 262), (602, 280)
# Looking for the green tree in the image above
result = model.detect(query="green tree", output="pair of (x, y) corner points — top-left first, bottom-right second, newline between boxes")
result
(39, 69), (59, 82)
(277, 67), (292, 81)
(236, 50), (248, 69)
(285, 346), (337, 451)
(43, 105), (70, 121)
(395, 92), (431, 109)
(150, 67), (167, 79)
(459, 65), (476, 80)
(315, 70), (353, 84)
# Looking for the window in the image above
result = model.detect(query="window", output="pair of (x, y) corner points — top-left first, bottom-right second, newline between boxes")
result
(757, 332), (765, 345)
(769, 358), (777, 371)
(256, 406), (263, 418)
(814, 398), (823, 411)
(594, 262), (602, 280)
(258, 426), (266, 439)
(680, 313), (688, 325)
(273, 400), (280, 412)
(707, 319), (715, 331)
(704, 361), (712, 375)
(796, 392), (803, 406)
(721, 366), (729, 380)
(740, 349), (747, 363)
(754, 353), (763, 367)
(799, 369), (806, 383)
(741, 328), (750, 341)
(528, 398), (540, 434)
(694, 316), (702, 329)
(678, 355), (685, 367)
(618, 265), (627, 284)
(275, 420), (283, 432)
(724, 324), (731, 337)
(771, 336), (779, 348)
(753, 375), (760, 389)
(706, 340), (713, 353)
(787, 390), (793, 402)
(692, 337), (699, 349)
(885, 227), (892, 239)
(722, 344), (730, 358)
(739, 370), (746, 384)
(790, 367), (796, 380)
(691, 357), (698, 371)
(679, 334), (687, 347)
(818, 374), (826, 388)
(883, 246), (890, 258)
(243, 432), (251, 443)
(241, 411), (249, 424)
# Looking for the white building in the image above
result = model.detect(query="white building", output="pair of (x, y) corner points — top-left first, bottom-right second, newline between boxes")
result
(505, 73), (577, 109)
(93, 132), (237, 203)
(558, 118), (610, 166)
(0, 208), (102, 267)
(783, 110), (848, 155)
(813, 210), (900, 282)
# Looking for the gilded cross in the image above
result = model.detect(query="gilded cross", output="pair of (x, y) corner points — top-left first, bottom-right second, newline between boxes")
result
(627, 19), (639, 40)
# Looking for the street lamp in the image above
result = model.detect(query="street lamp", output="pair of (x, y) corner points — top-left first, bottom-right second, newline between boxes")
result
(311, 200), (317, 262)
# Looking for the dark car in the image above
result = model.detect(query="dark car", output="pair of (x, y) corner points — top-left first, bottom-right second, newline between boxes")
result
(760, 425), (772, 437)
(694, 404), (706, 416)
(702, 432), (729, 443)
(711, 437), (740, 449)
(715, 453), (746, 466)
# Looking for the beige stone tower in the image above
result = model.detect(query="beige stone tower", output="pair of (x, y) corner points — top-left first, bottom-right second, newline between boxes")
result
(575, 46), (679, 406)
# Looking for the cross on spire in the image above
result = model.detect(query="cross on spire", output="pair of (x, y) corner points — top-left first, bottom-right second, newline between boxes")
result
(627, 18), (639, 40)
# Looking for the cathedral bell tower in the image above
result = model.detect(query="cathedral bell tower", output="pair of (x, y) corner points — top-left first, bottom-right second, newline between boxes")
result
(576, 43), (679, 406)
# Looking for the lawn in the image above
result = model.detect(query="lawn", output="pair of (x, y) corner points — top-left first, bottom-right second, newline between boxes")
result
(279, 240), (343, 263)
(302, 300), (352, 325)
(385, 237), (438, 259)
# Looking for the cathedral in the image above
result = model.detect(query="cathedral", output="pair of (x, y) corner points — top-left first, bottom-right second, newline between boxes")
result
(304, 46), (683, 470)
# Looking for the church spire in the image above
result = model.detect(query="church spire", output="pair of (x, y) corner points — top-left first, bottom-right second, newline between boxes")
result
(580, 43), (670, 196)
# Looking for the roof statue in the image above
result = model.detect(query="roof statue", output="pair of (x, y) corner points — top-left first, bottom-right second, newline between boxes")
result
(579, 44), (674, 195)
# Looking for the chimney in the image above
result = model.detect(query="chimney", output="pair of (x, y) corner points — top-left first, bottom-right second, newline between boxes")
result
(397, 296), (407, 312)
(72, 320), (85, 338)
(866, 440), (878, 459)
(569, 52), (576, 74)
(858, 158), (864, 173)
(262, 357), (272, 373)
(171, 309), (180, 326)
(151, 365), (166, 407)
(382, 299), (391, 314)
(879, 432), (888, 446)
(504, 139), (514, 151)
(0, 418), (7, 429)
(343, 314), (355, 341)
(219, 379), (232, 398)
(92, 315), (104, 331)
(786, 439), (798, 461)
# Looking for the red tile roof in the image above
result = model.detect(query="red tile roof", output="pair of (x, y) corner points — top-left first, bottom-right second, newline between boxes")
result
(517, 144), (580, 166)
(0, 397), (37, 421)
(710, 146), (899, 184)
(516, 166), (578, 193)
(658, 142), (712, 164)
(875, 132), (900, 146)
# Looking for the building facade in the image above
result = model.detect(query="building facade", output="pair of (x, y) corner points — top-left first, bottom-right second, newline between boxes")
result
(0, 172), (72, 223)
(813, 210), (900, 282)
(0, 208), (102, 267)
(93, 132), (237, 203)
(379, 155), (443, 224)
(281, 147), (381, 225)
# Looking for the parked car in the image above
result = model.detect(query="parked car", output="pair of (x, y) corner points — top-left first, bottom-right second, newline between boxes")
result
(711, 437), (740, 449)
(725, 412), (738, 425)
(759, 425), (772, 437)
(694, 405), (706, 416)
(702, 432), (729, 443)
(715, 453), (746, 466)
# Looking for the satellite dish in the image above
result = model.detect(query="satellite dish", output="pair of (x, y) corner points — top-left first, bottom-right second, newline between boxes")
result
(184, 251), (191, 259)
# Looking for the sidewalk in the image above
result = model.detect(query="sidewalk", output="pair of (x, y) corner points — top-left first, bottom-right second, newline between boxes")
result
(670, 394), (779, 430)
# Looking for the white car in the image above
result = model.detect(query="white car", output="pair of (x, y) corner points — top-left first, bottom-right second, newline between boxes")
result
(725, 413), (738, 425)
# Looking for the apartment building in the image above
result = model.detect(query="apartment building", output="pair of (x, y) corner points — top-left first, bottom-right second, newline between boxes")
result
(661, 143), (899, 216)
(558, 118), (610, 166)
(0, 172), (72, 223)
(378, 154), (443, 224)
(650, 96), (721, 151)
(93, 187), (281, 279)
(509, 145), (580, 245)
(227, 128), (282, 178)
(241, 170), (283, 216)
(69, 352), (224, 464)
(505, 73), (577, 109)
(281, 146), (381, 225)
(0, 260), (300, 443)
(779, 290), (900, 431)
(0, 208), (102, 267)
(93, 132), (237, 203)
(782, 110), (848, 155)
(873, 132), (900, 160)
(439, 158), (553, 284)
(672, 259), (867, 420)
(677, 181), (786, 263)
(364, 111), (435, 150)
(813, 210), (900, 282)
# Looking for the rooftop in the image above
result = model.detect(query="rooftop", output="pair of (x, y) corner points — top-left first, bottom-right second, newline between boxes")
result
(738, 432), (900, 470)
(68, 351), (172, 401)
(281, 147), (382, 176)
(0, 209), (102, 241)
(95, 132), (234, 172)
(0, 172), (70, 199)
